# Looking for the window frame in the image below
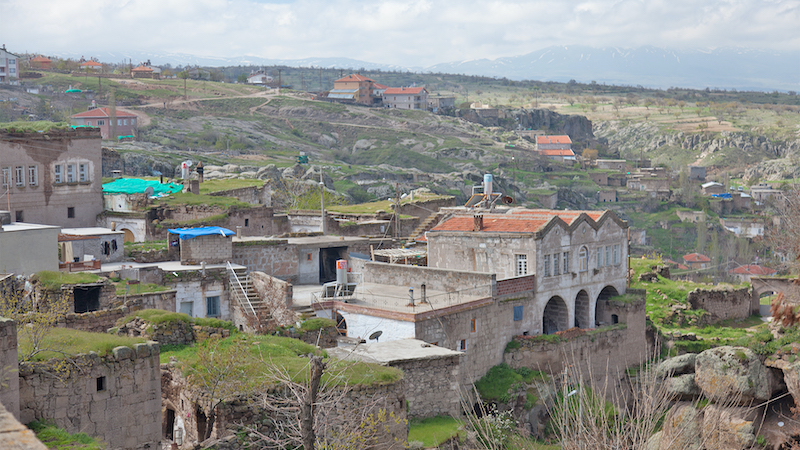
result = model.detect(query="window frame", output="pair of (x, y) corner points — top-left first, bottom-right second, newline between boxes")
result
(28, 166), (38, 186)
(597, 247), (603, 268)
(563, 251), (570, 274)
(2, 167), (10, 187)
(54, 164), (62, 184)
(613, 244), (620, 265)
(579, 247), (588, 272)
(79, 163), (88, 182)
(544, 254), (551, 277)
(14, 166), (23, 186)
(66, 164), (75, 183)
(515, 254), (528, 276)
(513, 305), (523, 321)
(206, 295), (220, 317)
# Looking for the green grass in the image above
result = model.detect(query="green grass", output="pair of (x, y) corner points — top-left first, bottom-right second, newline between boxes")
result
(408, 416), (464, 447)
(198, 178), (265, 194)
(28, 420), (104, 449)
(0, 120), (71, 132)
(161, 334), (402, 387)
(327, 192), (452, 214)
(475, 364), (548, 403)
(154, 192), (253, 209)
(124, 240), (168, 253)
(117, 309), (236, 332)
(21, 328), (146, 361)
(35, 271), (101, 291)
(114, 281), (172, 296)
(299, 318), (336, 332)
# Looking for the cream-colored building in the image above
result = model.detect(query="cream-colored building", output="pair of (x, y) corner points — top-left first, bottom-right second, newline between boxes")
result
(0, 219), (59, 275)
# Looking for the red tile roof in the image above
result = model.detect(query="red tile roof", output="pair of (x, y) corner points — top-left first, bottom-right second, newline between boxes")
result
(71, 107), (138, 119)
(373, 83), (389, 89)
(383, 87), (425, 95)
(80, 61), (102, 67)
(683, 253), (711, 263)
(536, 135), (572, 145)
(335, 74), (375, 83)
(431, 215), (549, 233)
(511, 209), (605, 223)
(729, 264), (777, 276)
(131, 64), (153, 72)
(31, 56), (51, 63)
(539, 148), (576, 157)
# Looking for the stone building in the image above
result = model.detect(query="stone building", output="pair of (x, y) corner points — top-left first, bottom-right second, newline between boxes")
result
(382, 87), (429, 110)
(0, 128), (102, 227)
(70, 107), (139, 139)
(330, 74), (380, 105)
(0, 220), (59, 275)
(313, 208), (631, 384)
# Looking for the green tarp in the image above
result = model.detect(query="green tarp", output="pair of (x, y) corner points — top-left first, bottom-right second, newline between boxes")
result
(102, 178), (183, 195)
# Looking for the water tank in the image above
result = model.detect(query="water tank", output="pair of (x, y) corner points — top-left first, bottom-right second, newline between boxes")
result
(336, 259), (348, 286)
(483, 174), (493, 203)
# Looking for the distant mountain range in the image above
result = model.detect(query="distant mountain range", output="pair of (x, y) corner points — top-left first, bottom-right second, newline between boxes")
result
(64, 45), (799, 92)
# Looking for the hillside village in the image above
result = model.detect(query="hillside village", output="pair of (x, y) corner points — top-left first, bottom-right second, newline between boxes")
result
(2, 49), (800, 450)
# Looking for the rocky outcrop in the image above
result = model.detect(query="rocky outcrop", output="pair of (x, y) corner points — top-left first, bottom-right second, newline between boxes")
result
(660, 404), (702, 450)
(694, 346), (770, 404)
(102, 146), (176, 178)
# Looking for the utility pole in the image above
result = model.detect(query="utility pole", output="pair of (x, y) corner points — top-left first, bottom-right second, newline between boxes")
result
(277, 69), (282, 93)
(320, 168), (326, 235)
(394, 183), (400, 239)
(319, 68), (322, 91)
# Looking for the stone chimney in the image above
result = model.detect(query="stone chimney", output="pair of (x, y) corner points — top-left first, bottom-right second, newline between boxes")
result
(473, 214), (483, 232)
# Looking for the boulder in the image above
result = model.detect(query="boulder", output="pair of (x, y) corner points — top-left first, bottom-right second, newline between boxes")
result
(700, 405), (756, 449)
(256, 164), (281, 181)
(659, 404), (702, 450)
(665, 374), (701, 400)
(656, 354), (697, 379)
(645, 431), (662, 450)
(694, 346), (770, 405)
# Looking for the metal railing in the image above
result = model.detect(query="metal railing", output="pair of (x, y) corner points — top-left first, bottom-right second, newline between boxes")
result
(226, 262), (256, 316)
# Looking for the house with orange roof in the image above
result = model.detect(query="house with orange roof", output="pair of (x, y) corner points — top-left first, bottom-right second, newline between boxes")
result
(382, 86), (428, 110)
(80, 60), (103, 72)
(70, 107), (138, 139)
(682, 252), (711, 270)
(728, 264), (777, 283)
(536, 135), (575, 161)
(331, 73), (380, 105)
(29, 55), (52, 70)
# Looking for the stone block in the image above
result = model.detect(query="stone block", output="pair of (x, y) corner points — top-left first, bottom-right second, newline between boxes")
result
(112, 346), (134, 361)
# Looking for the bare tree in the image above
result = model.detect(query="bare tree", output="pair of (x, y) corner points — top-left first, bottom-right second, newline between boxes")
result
(0, 280), (71, 361)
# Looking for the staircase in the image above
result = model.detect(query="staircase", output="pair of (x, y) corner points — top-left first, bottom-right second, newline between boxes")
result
(409, 211), (446, 241)
(227, 264), (271, 320)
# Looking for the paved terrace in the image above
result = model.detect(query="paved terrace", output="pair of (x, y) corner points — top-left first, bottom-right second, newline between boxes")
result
(94, 260), (246, 273)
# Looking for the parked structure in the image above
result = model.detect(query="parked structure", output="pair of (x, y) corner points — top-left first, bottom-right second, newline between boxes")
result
(382, 87), (429, 110)
(1, 128), (103, 227)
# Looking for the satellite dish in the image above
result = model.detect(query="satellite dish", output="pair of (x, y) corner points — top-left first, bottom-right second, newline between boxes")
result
(143, 186), (155, 197)
(369, 331), (383, 342)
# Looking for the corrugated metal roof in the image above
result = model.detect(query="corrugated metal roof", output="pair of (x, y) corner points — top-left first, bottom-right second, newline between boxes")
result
(328, 93), (356, 99)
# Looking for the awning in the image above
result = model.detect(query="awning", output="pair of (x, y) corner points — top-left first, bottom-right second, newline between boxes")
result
(168, 226), (235, 240)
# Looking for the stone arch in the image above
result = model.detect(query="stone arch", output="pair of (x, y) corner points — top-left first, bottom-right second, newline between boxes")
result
(574, 290), (591, 329)
(120, 228), (135, 243)
(543, 296), (569, 335)
(595, 285), (620, 326)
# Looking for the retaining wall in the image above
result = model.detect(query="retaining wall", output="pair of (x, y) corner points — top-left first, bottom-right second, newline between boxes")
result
(686, 286), (757, 323)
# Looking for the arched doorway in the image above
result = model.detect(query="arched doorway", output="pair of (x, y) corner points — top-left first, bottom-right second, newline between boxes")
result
(575, 290), (591, 329)
(121, 228), (135, 243)
(595, 286), (620, 326)
(543, 296), (569, 335)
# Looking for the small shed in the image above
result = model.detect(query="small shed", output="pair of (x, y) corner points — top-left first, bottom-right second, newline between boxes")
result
(168, 226), (235, 265)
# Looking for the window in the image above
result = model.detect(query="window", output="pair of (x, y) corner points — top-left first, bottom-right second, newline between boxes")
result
(14, 166), (23, 186)
(67, 207), (75, 218)
(54, 165), (62, 183)
(579, 247), (588, 272)
(597, 247), (603, 268)
(97, 120), (105, 126)
(553, 253), (560, 276)
(1, 167), (9, 187)
(544, 254), (551, 277)
(79, 164), (88, 182)
(606, 246), (611, 266)
(514, 305), (523, 321)
(563, 252), (570, 274)
(470, 318), (477, 333)
(244, 218), (249, 227)
(66, 164), (75, 183)
(96, 376), (106, 392)
(9, 68), (15, 74)
(457, 339), (467, 351)
(118, 119), (122, 126)
(613, 244), (620, 265)
(123, 119), (128, 125)
(28, 166), (38, 186)
(515, 254), (527, 276)
(206, 296), (220, 317)
(87, 121), (92, 126)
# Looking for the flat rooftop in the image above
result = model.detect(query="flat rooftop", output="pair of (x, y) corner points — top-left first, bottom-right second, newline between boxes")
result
(96, 260), (246, 274)
(61, 227), (124, 236)
(232, 235), (369, 248)
(0, 222), (59, 232)
(328, 339), (462, 365)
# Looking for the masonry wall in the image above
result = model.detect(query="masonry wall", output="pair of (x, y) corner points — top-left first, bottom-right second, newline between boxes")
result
(208, 185), (269, 206)
(232, 240), (299, 282)
(687, 287), (757, 323)
(362, 262), (495, 296)
(0, 318), (19, 420)
(59, 306), (134, 333)
(180, 235), (232, 265)
(391, 355), (461, 418)
(172, 278), (229, 320)
(0, 129), (103, 228)
(19, 343), (162, 449)
(395, 197), (457, 220)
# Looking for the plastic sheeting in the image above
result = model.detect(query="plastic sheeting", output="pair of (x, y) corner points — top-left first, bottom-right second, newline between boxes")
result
(102, 178), (183, 195)
(167, 226), (235, 240)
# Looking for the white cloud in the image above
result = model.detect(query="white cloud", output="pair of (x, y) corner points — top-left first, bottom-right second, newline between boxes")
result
(1, 0), (797, 66)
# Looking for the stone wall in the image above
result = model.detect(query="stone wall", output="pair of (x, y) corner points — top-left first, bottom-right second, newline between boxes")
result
(504, 298), (649, 387)
(290, 326), (339, 349)
(391, 355), (461, 418)
(152, 205), (273, 239)
(58, 305), (138, 334)
(208, 185), (269, 205)
(161, 366), (406, 449)
(363, 262), (495, 297)
(125, 290), (177, 312)
(19, 343), (162, 450)
(232, 240), (298, 282)
(117, 318), (231, 345)
(396, 197), (457, 220)
(180, 235), (232, 265)
(687, 287), (757, 323)
(0, 318), (19, 420)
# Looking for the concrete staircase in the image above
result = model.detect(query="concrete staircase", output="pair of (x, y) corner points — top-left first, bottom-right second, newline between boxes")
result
(409, 211), (446, 241)
(228, 266), (271, 319)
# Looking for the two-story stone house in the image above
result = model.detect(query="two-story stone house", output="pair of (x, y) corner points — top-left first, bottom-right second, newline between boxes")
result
(382, 87), (429, 110)
(70, 107), (138, 139)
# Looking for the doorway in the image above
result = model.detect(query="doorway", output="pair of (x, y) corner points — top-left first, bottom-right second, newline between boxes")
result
(319, 247), (347, 284)
(73, 286), (100, 313)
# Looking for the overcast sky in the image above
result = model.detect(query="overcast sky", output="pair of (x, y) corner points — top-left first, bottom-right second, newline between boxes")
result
(2, 0), (798, 67)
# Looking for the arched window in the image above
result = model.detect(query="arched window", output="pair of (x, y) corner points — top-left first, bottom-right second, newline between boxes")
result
(579, 246), (588, 272)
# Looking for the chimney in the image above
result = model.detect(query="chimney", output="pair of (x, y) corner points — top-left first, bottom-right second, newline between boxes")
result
(473, 214), (483, 232)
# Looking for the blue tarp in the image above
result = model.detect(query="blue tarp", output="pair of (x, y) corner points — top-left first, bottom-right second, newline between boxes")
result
(712, 193), (732, 199)
(168, 226), (235, 240)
